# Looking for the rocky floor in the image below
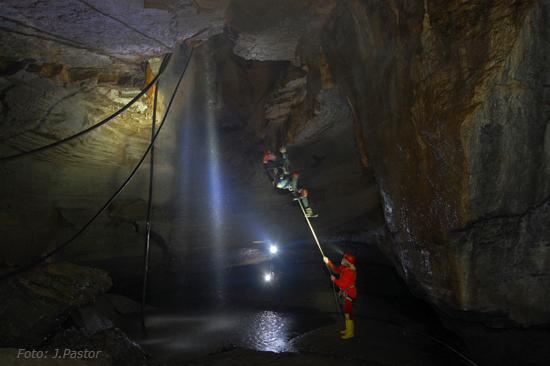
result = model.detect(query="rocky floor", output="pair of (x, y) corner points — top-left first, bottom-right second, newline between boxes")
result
(111, 243), (471, 366)
(1, 253), (548, 366)
(181, 318), (465, 366)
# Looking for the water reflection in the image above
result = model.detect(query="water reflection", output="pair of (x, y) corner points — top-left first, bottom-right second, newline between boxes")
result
(132, 309), (297, 358)
(242, 311), (295, 353)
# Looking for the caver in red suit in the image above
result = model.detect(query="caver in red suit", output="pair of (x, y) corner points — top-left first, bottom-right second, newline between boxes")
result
(324, 253), (357, 339)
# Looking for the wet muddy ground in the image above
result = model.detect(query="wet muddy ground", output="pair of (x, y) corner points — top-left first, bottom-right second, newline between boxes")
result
(111, 244), (471, 366)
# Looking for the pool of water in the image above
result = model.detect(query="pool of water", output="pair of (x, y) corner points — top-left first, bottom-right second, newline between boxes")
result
(121, 306), (335, 364)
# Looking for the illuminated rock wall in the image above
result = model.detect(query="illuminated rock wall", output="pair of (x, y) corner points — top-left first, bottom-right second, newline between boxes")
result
(321, 0), (550, 326)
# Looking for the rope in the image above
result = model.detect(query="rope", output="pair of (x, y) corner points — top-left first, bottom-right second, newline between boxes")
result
(0, 48), (194, 282)
(416, 332), (480, 366)
(352, 314), (479, 366)
(296, 199), (344, 318)
(0, 54), (172, 162)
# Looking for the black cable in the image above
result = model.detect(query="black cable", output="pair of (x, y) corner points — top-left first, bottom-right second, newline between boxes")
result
(74, 0), (172, 50)
(0, 54), (172, 162)
(141, 78), (159, 336)
(0, 48), (193, 282)
(0, 15), (135, 64)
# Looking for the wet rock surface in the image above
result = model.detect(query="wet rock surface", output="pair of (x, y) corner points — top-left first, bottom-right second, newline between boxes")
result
(291, 321), (458, 366)
(320, 0), (550, 326)
(449, 197), (550, 326)
(0, 262), (112, 347)
(440, 315), (550, 366)
(187, 348), (360, 366)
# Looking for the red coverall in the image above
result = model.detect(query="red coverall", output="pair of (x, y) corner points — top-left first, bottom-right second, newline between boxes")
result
(262, 151), (277, 164)
(330, 262), (357, 314)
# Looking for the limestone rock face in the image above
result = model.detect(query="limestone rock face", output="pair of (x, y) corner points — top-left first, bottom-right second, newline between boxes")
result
(227, 0), (337, 63)
(322, 0), (550, 326)
(0, 0), (227, 69)
(0, 263), (112, 347)
(0, 63), (157, 265)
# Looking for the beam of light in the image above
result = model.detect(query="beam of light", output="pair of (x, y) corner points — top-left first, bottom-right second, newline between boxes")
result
(205, 62), (222, 225)
(204, 49), (225, 303)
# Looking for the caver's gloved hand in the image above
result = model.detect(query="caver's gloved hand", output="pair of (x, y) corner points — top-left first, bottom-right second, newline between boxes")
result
(330, 275), (336, 282)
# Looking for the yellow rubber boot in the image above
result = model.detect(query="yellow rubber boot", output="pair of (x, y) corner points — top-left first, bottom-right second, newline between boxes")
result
(341, 319), (354, 339)
(340, 314), (350, 334)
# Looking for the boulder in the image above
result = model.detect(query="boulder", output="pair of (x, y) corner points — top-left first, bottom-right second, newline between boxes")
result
(0, 348), (99, 366)
(0, 262), (112, 347)
(105, 294), (142, 315)
(43, 327), (149, 366)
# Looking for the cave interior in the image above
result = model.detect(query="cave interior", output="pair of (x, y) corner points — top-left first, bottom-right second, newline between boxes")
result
(0, 1), (549, 365)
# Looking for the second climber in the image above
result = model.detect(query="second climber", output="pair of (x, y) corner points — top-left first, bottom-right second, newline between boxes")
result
(276, 170), (300, 192)
(263, 149), (281, 182)
(294, 188), (317, 218)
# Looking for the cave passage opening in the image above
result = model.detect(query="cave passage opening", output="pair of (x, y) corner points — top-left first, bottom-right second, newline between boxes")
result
(0, 39), (479, 366)
(101, 42), (474, 366)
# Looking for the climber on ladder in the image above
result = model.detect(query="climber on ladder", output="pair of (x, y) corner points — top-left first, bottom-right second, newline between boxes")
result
(276, 170), (300, 192)
(279, 146), (290, 175)
(263, 149), (281, 182)
(262, 145), (317, 217)
(263, 146), (291, 184)
(323, 253), (357, 339)
(294, 188), (317, 217)
(289, 170), (299, 192)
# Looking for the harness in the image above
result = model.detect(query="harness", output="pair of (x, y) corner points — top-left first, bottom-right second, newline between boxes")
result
(337, 265), (357, 302)
(339, 284), (356, 302)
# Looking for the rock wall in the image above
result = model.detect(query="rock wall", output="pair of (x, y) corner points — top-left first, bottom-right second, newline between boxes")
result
(0, 62), (156, 266)
(321, 0), (550, 326)
(0, 0), (227, 68)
